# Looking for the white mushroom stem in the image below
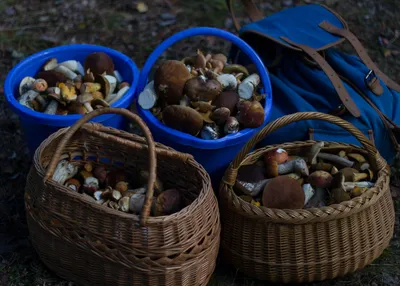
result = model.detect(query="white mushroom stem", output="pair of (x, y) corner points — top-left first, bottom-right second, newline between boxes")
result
(113, 70), (123, 83)
(18, 90), (39, 109)
(236, 179), (271, 197)
(105, 75), (117, 94)
(278, 158), (309, 176)
(343, 181), (374, 191)
(302, 184), (315, 206)
(238, 73), (260, 99)
(47, 87), (61, 95)
(44, 100), (59, 114)
(84, 102), (93, 112)
(19, 76), (35, 95)
(43, 58), (58, 71)
(129, 193), (146, 213)
(52, 160), (78, 185)
(180, 95), (190, 107)
(59, 60), (85, 76)
(54, 65), (78, 80)
(84, 177), (99, 189)
(308, 142), (324, 164)
(108, 85), (129, 105)
(217, 74), (238, 90)
(317, 153), (354, 167)
(138, 81), (158, 109)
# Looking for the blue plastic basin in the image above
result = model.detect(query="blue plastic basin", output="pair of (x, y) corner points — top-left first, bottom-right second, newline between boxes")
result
(4, 44), (140, 156)
(135, 27), (273, 188)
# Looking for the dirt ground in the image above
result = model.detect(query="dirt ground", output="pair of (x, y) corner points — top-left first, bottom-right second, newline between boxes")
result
(0, 0), (399, 285)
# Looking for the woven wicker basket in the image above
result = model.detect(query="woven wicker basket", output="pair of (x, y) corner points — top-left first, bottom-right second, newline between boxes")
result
(219, 112), (395, 284)
(24, 108), (220, 286)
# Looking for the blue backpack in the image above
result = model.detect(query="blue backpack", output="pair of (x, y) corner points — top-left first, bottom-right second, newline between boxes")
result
(226, 0), (400, 165)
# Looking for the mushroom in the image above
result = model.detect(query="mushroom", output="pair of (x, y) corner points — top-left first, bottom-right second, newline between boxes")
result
(330, 172), (351, 203)
(162, 105), (204, 136)
(263, 148), (289, 165)
(115, 181), (128, 194)
(52, 160), (79, 185)
(347, 153), (370, 171)
(108, 201), (120, 210)
(235, 178), (271, 197)
(64, 178), (81, 192)
(91, 91), (104, 100)
(93, 166), (108, 184)
(77, 93), (94, 112)
(84, 52), (115, 75)
(82, 177), (99, 195)
(224, 116), (240, 134)
(312, 162), (333, 172)
(350, 186), (369, 198)
(307, 171), (333, 188)
(42, 58), (58, 71)
(84, 68), (95, 83)
(129, 193), (146, 214)
(338, 150), (347, 158)
(212, 90), (240, 114)
(67, 101), (88, 114)
(58, 60), (85, 76)
(43, 99), (59, 115)
(262, 176), (305, 209)
(302, 184), (315, 206)
(113, 70), (123, 83)
(184, 76), (222, 102)
(266, 158), (309, 178)
(19, 76), (35, 95)
(194, 49), (207, 69)
(238, 74), (260, 100)
(91, 98), (110, 109)
(308, 142), (324, 164)
(138, 81), (158, 110)
(200, 124), (220, 140)
(317, 152), (354, 168)
(222, 64), (249, 77)
(210, 107), (230, 125)
(338, 167), (360, 182)
(212, 53), (228, 64)
(118, 197), (130, 212)
(124, 187), (147, 197)
(304, 187), (327, 208)
(191, 101), (216, 113)
(44, 89), (66, 114)
(140, 170), (164, 194)
(216, 74), (238, 90)
(18, 90), (39, 110)
(54, 65), (78, 80)
(105, 171), (128, 189)
(343, 181), (374, 191)
(80, 82), (101, 94)
(208, 59), (225, 73)
(108, 85), (129, 105)
(153, 189), (182, 216)
(93, 191), (103, 201)
(36, 70), (67, 87)
(58, 82), (77, 102)
(154, 60), (192, 105)
(331, 166), (339, 175)
(237, 100), (265, 128)
(95, 74), (117, 97)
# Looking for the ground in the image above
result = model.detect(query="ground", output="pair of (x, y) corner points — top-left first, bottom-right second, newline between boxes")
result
(0, 0), (399, 285)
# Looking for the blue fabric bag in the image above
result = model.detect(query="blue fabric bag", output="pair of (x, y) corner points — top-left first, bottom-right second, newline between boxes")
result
(226, 0), (400, 164)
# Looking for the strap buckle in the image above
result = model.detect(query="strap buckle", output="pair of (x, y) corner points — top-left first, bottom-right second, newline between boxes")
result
(364, 69), (376, 85)
(364, 70), (384, 96)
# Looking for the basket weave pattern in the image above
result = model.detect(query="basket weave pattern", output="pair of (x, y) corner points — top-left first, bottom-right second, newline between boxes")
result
(219, 112), (395, 283)
(25, 108), (220, 286)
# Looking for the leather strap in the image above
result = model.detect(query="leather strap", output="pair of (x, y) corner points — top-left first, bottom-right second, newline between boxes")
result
(319, 21), (400, 93)
(226, 0), (264, 31)
(281, 36), (361, 118)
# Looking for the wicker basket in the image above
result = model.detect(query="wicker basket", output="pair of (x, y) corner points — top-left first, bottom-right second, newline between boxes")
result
(24, 108), (220, 286)
(219, 112), (395, 284)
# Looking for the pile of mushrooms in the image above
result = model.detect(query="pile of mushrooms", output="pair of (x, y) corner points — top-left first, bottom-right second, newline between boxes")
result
(138, 50), (266, 140)
(52, 160), (183, 216)
(17, 52), (130, 115)
(234, 142), (376, 209)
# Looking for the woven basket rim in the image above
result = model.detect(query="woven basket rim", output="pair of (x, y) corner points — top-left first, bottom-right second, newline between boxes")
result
(34, 125), (213, 225)
(220, 139), (389, 223)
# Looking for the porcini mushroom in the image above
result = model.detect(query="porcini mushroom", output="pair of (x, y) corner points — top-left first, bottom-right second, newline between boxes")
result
(307, 171), (333, 188)
(212, 90), (240, 114)
(235, 179), (271, 197)
(262, 176), (305, 209)
(36, 70), (67, 87)
(191, 101), (216, 113)
(138, 81), (158, 110)
(54, 65), (78, 80)
(108, 85), (129, 105)
(347, 153), (370, 171)
(200, 124), (220, 140)
(208, 59), (225, 73)
(308, 142), (324, 164)
(52, 160), (79, 185)
(330, 172), (351, 203)
(59, 60), (85, 76)
(19, 76), (36, 95)
(210, 107), (230, 125)
(153, 189), (182, 216)
(78, 93), (94, 112)
(302, 184), (315, 206)
(162, 105), (204, 136)
(212, 53), (228, 64)
(266, 158), (309, 178)
(237, 100), (265, 128)
(216, 74), (238, 90)
(317, 153), (354, 168)
(338, 167), (360, 182)
(264, 148), (289, 165)
(82, 177), (99, 195)
(184, 76), (222, 102)
(224, 116), (239, 134)
(154, 60), (192, 105)
(65, 178), (81, 192)
(18, 90), (39, 110)
(84, 52), (114, 75)
(42, 58), (58, 71)
(238, 74), (260, 99)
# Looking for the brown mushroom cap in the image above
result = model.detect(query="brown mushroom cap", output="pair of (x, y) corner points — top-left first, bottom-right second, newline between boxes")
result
(78, 93), (93, 104)
(307, 171), (333, 188)
(153, 189), (182, 216)
(263, 148), (289, 165)
(212, 90), (240, 114)
(67, 102), (87, 114)
(154, 60), (192, 105)
(162, 105), (204, 136)
(37, 70), (67, 87)
(212, 53), (228, 64)
(184, 77), (222, 102)
(339, 167), (359, 182)
(210, 107), (230, 125)
(262, 176), (305, 209)
(237, 100), (265, 128)
(84, 52), (114, 75)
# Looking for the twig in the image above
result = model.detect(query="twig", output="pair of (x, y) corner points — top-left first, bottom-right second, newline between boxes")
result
(0, 24), (51, 32)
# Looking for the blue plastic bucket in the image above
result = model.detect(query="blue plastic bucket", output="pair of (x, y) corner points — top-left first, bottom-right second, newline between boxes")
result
(135, 27), (273, 187)
(4, 44), (140, 156)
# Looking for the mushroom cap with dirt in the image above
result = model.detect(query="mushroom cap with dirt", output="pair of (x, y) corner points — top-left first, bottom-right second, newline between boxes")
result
(262, 175), (305, 209)
(154, 60), (192, 105)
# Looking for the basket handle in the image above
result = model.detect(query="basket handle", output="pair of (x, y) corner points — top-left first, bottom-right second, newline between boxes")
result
(223, 112), (387, 186)
(43, 107), (157, 227)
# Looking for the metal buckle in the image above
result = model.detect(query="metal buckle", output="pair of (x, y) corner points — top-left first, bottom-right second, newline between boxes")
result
(364, 69), (377, 86)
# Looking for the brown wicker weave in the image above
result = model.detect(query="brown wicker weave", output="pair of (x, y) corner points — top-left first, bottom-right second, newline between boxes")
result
(25, 108), (220, 286)
(219, 112), (395, 284)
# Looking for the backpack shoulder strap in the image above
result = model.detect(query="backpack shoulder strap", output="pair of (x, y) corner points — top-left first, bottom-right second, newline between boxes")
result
(226, 0), (263, 31)
(320, 21), (400, 93)
(281, 36), (361, 118)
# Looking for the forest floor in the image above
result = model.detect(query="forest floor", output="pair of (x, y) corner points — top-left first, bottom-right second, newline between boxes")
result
(0, 0), (399, 285)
